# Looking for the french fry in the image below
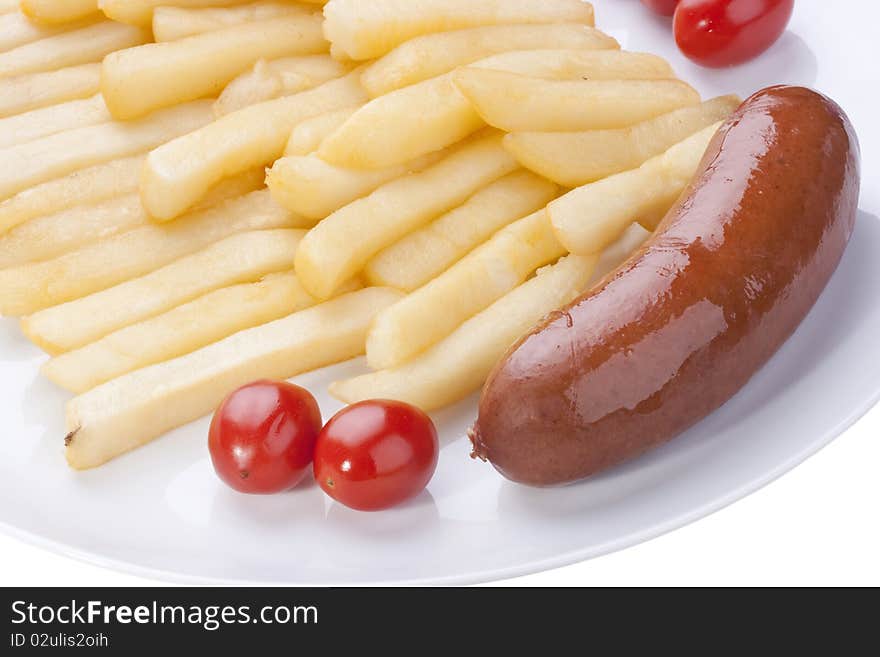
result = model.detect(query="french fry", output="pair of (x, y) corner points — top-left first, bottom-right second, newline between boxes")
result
(0, 21), (149, 78)
(213, 54), (351, 117)
(101, 15), (327, 119)
(330, 254), (597, 411)
(322, 50), (671, 170)
(0, 168), (264, 266)
(141, 71), (367, 220)
(0, 190), (303, 315)
(0, 94), (109, 149)
(0, 63), (101, 118)
(42, 271), (339, 392)
(64, 286), (403, 469)
(323, 0), (595, 60)
(153, 2), (314, 41)
(0, 11), (93, 53)
(0, 0), (21, 12)
(366, 209), (564, 370)
(100, 0), (253, 27)
(364, 170), (558, 291)
(360, 23), (618, 97)
(588, 222), (652, 287)
(23, 228), (306, 353)
(296, 131), (518, 299)
(283, 105), (359, 156)
(454, 68), (701, 131)
(21, 0), (97, 23)
(0, 99), (212, 201)
(548, 122), (721, 255)
(0, 155), (143, 234)
(504, 95), (741, 186)
(266, 149), (444, 220)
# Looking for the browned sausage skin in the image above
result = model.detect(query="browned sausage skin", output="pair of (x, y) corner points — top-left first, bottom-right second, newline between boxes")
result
(469, 86), (861, 486)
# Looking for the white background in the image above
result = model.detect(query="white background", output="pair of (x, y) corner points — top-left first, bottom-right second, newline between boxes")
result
(2, 1), (879, 586)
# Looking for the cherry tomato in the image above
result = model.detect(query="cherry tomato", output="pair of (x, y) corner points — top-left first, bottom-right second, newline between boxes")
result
(209, 380), (322, 494)
(673, 0), (794, 68)
(314, 400), (439, 511)
(641, 0), (680, 17)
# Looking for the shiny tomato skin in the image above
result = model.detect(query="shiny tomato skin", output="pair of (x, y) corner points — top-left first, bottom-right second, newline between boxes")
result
(641, 0), (680, 16)
(673, 0), (794, 67)
(314, 400), (439, 511)
(209, 380), (322, 494)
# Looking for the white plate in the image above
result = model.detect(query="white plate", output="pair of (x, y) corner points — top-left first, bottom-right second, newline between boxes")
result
(2, 1), (879, 585)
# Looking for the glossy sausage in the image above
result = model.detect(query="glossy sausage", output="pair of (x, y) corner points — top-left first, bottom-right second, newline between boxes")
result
(469, 86), (861, 486)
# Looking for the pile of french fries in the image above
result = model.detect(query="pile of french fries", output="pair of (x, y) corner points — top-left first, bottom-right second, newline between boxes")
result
(0, 0), (740, 469)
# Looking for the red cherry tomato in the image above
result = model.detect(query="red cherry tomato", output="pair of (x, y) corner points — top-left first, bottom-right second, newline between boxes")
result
(641, 0), (680, 17)
(673, 0), (794, 68)
(209, 380), (322, 494)
(314, 400), (439, 511)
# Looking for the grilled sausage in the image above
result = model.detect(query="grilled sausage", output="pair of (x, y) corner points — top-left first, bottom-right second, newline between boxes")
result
(469, 86), (861, 486)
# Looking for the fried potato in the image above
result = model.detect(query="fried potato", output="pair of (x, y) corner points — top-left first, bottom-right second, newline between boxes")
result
(283, 105), (359, 156)
(266, 149), (444, 220)
(330, 254), (597, 411)
(0, 11), (93, 53)
(0, 63), (100, 118)
(364, 170), (558, 291)
(102, 15), (327, 119)
(42, 271), (338, 392)
(360, 23), (618, 97)
(213, 54), (351, 117)
(504, 95), (740, 186)
(296, 131), (518, 299)
(23, 228), (305, 353)
(588, 222), (652, 286)
(0, 155), (142, 234)
(0, 100), (212, 200)
(323, 0), (595, 60)
(0, 21), (149, 78)
(366, 209), (564, 370)
(454, 68), (700, 131)
(0, 94), (109, 149)
(469, 48), (673, 81)
(20, 0), (97, 24)
(141, 71), (366, 220)
(153, 2), (314, 41)
(0, 190), (302, 315)
(100, 0), (253, 27)
(0, 168), (263, 266)
(548, 122), (721, 255)
(64, 286), (403, 469)
(0, 0), (21, 12)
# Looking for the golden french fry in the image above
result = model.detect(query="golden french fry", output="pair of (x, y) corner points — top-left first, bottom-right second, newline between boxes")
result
(283, 105), (359, 156)
(141, 71), (367, 220)
(0, 0), (21, 12)
(0, 100), (212, 200)
(364, 169), (558, 291)
(323, 0), (595, 60)
(504, 95), (740, 186)
(0, 155), (142, 235)
(0, 64), (101, 119)
(20, 0), (97, 23)
(360, 23), (618, 97)
(266, 149), (444, 220)
(0, 94), (109, 149)
(454, 68), (701, 131)
(100, 0), (253, 27)
(213, 54), (351, 117)
(152, 2), (314, 41)
(366, 209), (564, 370)
(43, 272), (358, 393)
(0, 21), (149, 78)
(331, 254), (597, 411)
(469, 49), (674, 81)
(0, 11), (94, 52)
(101, 15), (327, 119)
(588, 222), (652, 287)
(296, 131), (518, 299)
(0, 190), (303, 315)
(23, 228), (306, 353)
(0, 168), (264, 266)
(64, 286), (403, 469)
(548, 122), (721, 255)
